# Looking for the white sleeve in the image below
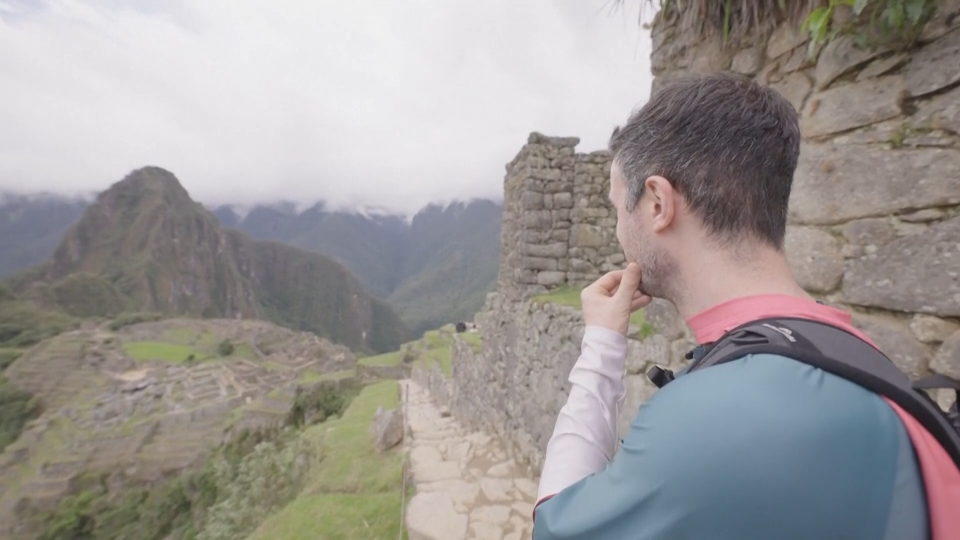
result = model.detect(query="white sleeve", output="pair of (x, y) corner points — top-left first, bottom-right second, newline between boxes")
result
(536, 325), (627, 503)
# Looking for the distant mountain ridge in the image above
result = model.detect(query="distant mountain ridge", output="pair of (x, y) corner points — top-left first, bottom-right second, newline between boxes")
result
(3, 167), (409, 354)
(0, 186), (503, 336)
(215, 198), (503, 335)
(0, 192), (90, 278)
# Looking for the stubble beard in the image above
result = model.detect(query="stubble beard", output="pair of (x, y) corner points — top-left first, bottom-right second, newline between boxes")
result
(629, 225), (679, 302)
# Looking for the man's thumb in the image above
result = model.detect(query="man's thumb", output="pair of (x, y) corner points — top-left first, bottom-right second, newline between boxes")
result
(615, 263), (641, 301)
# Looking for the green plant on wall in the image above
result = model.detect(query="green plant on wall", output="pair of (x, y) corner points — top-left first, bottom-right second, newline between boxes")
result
(803, 0), (934, 57)
(629, 0), (935, 50)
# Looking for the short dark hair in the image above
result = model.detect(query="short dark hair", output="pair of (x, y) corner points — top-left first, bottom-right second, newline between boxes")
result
(609, 72), (800, 250)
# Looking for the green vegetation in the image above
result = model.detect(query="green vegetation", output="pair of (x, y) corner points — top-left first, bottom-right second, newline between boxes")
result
(533, 284), (651, 333)
(287, 382), (360, 428)
(0, 347), (23, 371)
(123, 341), (211, 364)
(0, 297), (79, 348)
(0, 373), (39, 452)
(320, 369), (356, 382)
(358, 350), (401, 367)
(35, 382), (363, 540)
(249, 381), (407, 540)
(108, 312), (164, 331)
(46, 273), (128, 318)
(387, 201), (501, 337)
(631, 0), (935, 50)
(217, 339), (234, 357)
(802, 0), (935, 55)
(417, 329), (455, 375)
(225, 199), (502, 340)
(459, 331), (482, 353)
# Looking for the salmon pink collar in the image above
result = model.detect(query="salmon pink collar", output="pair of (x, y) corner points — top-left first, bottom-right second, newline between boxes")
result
(685, 294), (875, 346)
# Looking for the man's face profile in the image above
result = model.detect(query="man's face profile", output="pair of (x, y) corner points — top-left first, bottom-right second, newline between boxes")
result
(609, 161), (675, 300)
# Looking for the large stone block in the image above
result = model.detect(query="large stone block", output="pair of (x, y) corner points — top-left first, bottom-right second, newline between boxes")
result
(521, 257), (557, 271)
(567, 258), (596, 274)
(569, 224), (606, 248)
(931, 330), (960, 379)
(522, 243), (567, 259)
(521, 191), (543, 211)
(852, 313), (931, 378)
(767, 24), (808, 59)
(814, 36), (888, 89)
(857, 53), (908, 82)
(552, 192), (574, 209)
(843, 216), (960, 317)
(785, 226), (844, 293)
(910, 315), (960, 344)
(913, 84), (960, 134)
(371, 407), (403, 452)
(789, 144), (960, 225)
(905, 28), (960, 97)
(841, 218), (896, 247)
(521, 210), (553, 230)
(769, 72), (812, 112)
(919, 0), (960, 42)
(536, 271), (566, 287)
(801, 76), (905, 138)
(643, 298), (685, 341)
(731, 46), (762, 75)
(625, 334), (671, 375)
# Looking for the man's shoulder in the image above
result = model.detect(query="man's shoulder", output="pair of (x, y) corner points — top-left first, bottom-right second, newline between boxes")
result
(608, 352), (919, 537)
(625, 352), (907, 485)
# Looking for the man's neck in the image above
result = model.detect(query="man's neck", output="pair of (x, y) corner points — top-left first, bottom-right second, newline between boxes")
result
(670, 243), (811, 320)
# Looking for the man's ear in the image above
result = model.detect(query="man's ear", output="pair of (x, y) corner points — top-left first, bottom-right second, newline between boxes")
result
(644, 175), (676, 233)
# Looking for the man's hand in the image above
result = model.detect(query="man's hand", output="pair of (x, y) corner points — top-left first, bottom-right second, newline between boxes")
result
(581, 263), (652, 336)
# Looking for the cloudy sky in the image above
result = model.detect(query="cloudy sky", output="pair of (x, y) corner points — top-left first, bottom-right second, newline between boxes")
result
(0, 0), (654, 215)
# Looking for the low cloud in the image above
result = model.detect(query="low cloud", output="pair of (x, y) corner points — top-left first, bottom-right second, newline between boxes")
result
(0, 0), (653, 214)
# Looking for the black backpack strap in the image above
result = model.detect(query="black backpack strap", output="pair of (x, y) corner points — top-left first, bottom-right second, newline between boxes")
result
(677, 317), (960, 469)
(914, 373), (960, 433)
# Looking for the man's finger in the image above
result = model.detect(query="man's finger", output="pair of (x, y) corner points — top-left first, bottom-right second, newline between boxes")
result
(631, 295), (653, 312)
(586, 270), (625, 296)
(614, 263), (642, 302)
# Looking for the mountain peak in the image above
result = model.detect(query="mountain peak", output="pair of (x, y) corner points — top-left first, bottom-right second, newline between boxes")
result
(103, 166), (192, 206)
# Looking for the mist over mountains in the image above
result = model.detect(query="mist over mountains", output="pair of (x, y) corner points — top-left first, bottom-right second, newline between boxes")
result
(1, 180), (503, 336)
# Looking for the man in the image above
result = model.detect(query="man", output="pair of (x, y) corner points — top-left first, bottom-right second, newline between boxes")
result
(532, 73), (932, 539)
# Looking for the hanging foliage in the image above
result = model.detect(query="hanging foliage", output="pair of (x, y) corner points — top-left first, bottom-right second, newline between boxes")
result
(621, 0), (937, 51)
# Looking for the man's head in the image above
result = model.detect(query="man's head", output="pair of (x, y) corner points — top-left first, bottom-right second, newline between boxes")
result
(608, 72), (800, 301)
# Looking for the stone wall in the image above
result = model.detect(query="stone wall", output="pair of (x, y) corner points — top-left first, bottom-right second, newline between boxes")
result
(497, 134), (624, 300)
(645, 1), (960, 387)
(425, 0), (960, 476)
(445, 295), (692, 473)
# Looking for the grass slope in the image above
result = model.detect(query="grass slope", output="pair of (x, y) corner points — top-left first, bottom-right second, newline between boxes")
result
(248, 380), (408, 540)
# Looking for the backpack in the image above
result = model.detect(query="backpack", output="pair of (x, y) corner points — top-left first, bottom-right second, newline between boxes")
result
(646, 317), (960, 468)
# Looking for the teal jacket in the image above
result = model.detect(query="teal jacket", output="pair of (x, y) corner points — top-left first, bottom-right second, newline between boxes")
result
(533, 354), (929, 539)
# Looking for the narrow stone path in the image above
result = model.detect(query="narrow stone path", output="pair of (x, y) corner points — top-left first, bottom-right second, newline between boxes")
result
(402, 380), (537, 540)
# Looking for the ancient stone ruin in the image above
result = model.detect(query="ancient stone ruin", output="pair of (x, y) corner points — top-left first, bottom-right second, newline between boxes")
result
(0, 318), (358, 538)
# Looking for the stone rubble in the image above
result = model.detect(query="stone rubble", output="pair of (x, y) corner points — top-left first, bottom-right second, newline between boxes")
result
(403, 380), (537, 540)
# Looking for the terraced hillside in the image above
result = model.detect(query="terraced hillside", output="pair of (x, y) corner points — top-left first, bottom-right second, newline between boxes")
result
(0, 318), (359, 539)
